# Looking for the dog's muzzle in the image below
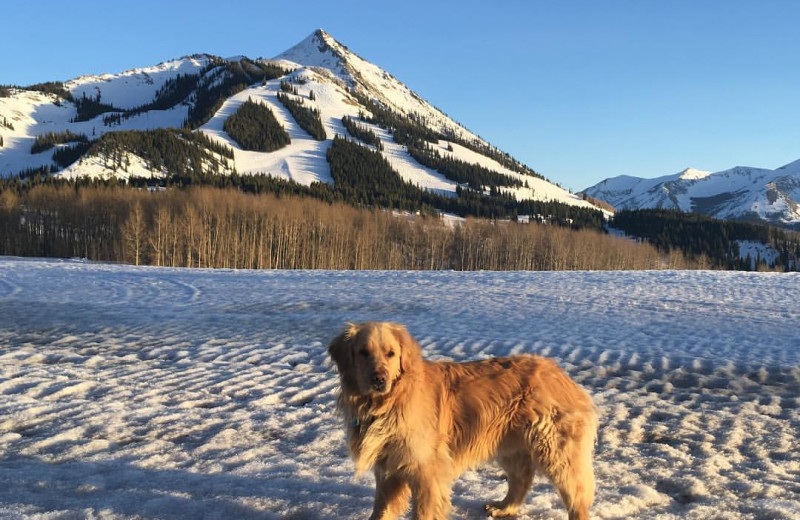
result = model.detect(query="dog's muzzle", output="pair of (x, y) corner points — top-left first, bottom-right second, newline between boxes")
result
(371, 373), (388, 392)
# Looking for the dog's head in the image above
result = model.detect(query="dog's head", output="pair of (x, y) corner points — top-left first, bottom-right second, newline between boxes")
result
(328, 321), (421, 397)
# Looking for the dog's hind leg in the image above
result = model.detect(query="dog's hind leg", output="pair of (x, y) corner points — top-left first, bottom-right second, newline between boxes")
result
(484, 452), (534, 518)
(370, 468), (411, 520)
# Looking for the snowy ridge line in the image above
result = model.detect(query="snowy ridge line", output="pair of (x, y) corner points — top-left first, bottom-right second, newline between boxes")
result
(0, 257), (798, 518)
(66, 55), (212, 111)
(1, 30), (605, 213)
(583, 160), (800, 228)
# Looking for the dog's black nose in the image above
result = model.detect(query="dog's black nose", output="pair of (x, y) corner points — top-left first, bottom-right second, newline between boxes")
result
(372, 373), (387, 390)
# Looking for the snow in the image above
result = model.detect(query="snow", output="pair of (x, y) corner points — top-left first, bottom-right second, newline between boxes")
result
(1, 257), (798, 519)
(59, 151), (167, 181)
(275, 30), (487, 148)
(66, 56), (211, 111)
(199, 78), (335, 186)
(776, 158), (800, 175)
(0, 56), (209, 177)
(677, 168), (712, 181)
(736, 240), (781, 269)
(583, 163), (800, 227)
(374, 126), (458, 195)
(435, 140), (602, 210)
(0, 89), (189, 177)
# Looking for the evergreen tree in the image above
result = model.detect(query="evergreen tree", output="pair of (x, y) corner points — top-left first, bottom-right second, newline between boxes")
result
(341, 116), (382, 149)
(87, 129), (234, 179)
(276, 92), (326, 140)
(72, 92), (119, 122)
(611, 209), (798, 270)
(31, 131), (89, 154)
(186, 60), (290, 129)
(52, 142), (92, 168)
(25, 82), (73, 101)
(223, 98), (290, 152)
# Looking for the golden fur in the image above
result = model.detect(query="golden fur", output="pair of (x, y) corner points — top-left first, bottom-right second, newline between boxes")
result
(328, 322), (598, 520)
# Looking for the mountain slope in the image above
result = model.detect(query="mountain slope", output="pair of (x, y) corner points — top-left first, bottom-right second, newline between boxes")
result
(275, 29), (480, 146)
(582, 161), (800, 229)
(0, 30), (602, 217)
(66, 55), (212, 110)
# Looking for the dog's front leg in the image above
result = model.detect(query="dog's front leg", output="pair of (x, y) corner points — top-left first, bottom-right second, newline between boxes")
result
(409, 470), (452, 520)
(370, 467), (411, 520)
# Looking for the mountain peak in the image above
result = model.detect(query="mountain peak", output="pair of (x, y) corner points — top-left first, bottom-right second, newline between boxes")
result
(273, 29), (489, 148)
(678, 167), (711, 180)
(313, 28), (332, 41)
(583, 160), (800, 228)
(273, 28), (350, 81)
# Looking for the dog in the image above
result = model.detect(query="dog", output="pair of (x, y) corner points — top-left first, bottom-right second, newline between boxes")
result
(327, 322), (598, 520)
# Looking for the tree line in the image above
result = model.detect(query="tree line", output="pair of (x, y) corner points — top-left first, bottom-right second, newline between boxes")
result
(52, 142), (92, 168)
(223, 98), (290, 152)
(84, 129), (234, 178)
(31, 130), (89, 154)
(72, 91), (119, 122)
(342, 116), (382, 149)
(12, 126), (603, 228)
(612, 209), (800, 271)
(186, 58), (290, 129)
(276, 92), (326, 140)
(352, 91), (543, 180)
(406, 141), (523, 190)
(0, 182), (686, 271)
(325, 136), (604, 227)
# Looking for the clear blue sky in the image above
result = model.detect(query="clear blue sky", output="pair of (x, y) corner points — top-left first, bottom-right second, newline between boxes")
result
(3, 0), (798, 190)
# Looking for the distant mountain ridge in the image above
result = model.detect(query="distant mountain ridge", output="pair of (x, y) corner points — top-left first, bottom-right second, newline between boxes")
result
(582, 160), (800, 229)
(0, 29), (602, 219)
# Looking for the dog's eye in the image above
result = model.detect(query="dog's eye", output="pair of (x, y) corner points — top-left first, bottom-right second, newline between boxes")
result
(387, 351), (395, 358)
(359, 349), (369, 358)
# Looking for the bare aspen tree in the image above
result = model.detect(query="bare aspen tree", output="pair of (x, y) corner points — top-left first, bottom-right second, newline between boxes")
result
(122, 200), (145, 266)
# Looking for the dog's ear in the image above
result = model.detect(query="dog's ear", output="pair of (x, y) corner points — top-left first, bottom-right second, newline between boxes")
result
(328, 322), (359, 386)
(389, 323), (422, 374)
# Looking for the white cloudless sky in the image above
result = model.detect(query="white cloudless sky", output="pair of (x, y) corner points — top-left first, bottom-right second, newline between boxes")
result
(2, 0), (798, 190)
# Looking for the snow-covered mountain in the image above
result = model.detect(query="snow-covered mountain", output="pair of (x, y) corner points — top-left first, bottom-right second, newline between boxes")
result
(0, 29), (600, 213)
(582, 160), (800, 229)
(275, 30), (480, 146)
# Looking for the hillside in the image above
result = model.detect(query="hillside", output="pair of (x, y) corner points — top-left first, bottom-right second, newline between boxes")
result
(582, 161), (800, 229)
(0, 30), (603, 222)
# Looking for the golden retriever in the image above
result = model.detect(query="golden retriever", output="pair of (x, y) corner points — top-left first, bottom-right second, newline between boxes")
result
(327, 322), (598, 520)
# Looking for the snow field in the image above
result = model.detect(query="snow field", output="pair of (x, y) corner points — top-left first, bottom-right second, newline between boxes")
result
(0, 258), (798, 519)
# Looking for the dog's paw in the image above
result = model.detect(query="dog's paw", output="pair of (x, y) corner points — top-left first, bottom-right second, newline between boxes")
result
(484, 502), (519, 518)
